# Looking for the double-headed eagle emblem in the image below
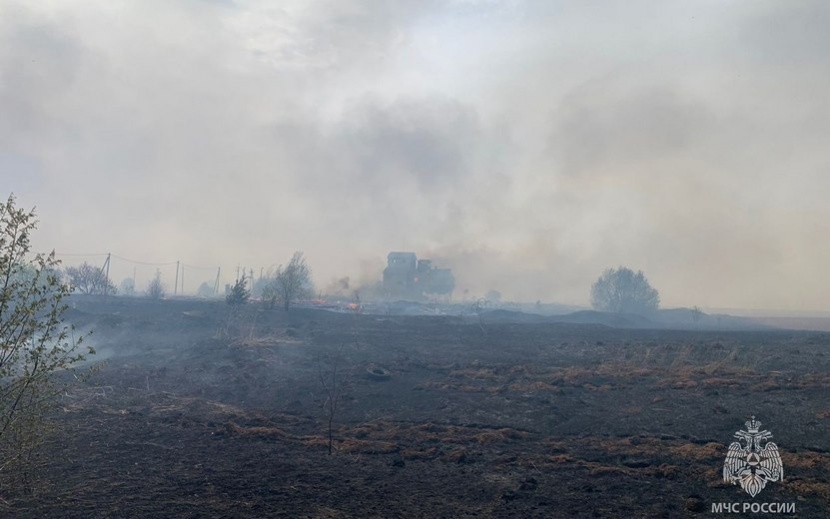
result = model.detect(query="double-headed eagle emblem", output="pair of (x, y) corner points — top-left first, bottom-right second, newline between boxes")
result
(723, 416), (783, 497)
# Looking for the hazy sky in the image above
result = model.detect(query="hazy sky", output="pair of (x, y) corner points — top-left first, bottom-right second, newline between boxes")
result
(2, 0), (829, 310)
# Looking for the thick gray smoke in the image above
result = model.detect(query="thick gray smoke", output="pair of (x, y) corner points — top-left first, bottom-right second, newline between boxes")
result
(2, 1), (829, 310)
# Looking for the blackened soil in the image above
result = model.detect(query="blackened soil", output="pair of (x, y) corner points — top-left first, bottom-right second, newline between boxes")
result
(6, 298), (829, 517)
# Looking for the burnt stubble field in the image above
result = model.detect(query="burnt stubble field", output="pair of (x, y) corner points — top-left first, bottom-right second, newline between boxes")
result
(13, 298), (830, 518)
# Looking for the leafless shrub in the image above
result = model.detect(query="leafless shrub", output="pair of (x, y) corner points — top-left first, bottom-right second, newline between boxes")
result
(146, 270), (165, 300)
(64, 262), (115, 295)
(318, 344), (345, 455)
(264, 251), (313, 311)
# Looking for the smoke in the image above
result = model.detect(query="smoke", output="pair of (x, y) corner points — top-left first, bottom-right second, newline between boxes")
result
(2, 0), (830, 310)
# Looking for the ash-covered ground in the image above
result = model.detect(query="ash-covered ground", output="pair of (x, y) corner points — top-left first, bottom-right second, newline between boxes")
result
(9, 297), (830, 518)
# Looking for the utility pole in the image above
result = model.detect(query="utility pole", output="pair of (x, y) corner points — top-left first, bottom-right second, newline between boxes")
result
(181, 265), (185, 295)
(214, 267), (221, 296)
(174, 260), (180, 296)
(133, 267), (137, 296)
(105, 253), (111, 294)
(102, 253), (111, 297)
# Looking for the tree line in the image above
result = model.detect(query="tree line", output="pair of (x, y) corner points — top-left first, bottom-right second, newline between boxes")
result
(55, 253), (314, 312)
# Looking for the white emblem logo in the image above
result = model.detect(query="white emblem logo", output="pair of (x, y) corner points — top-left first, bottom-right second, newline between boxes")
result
(723, 416), (783, 497)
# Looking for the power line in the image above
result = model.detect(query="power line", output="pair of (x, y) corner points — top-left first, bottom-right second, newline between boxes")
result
(54, 253), (221, 283)
(181, 262), (219, 270)
(110, 254), (178, 266)
(53, 252), (109, 257)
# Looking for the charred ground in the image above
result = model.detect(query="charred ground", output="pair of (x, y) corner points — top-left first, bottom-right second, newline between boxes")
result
(8, 298), (830, 517)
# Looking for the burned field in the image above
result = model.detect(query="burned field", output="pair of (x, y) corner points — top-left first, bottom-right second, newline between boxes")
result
(11, 299), (830, 517)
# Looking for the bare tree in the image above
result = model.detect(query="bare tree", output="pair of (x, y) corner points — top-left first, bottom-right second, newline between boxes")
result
(691, 306), (705, 325)
(0, 195), (93, 489)
(146, 270), (165, 300)
(484, 289), (502, 303)
(268, 252), (313, 312)
(471, 297), (488, 335)
(197, 281), (214, 298)
(119, 277), (136, 296)
(64, 262), (115, 295)
(590, 266), (660, 315)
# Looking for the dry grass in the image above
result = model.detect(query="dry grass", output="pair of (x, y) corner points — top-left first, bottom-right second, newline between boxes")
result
(507, 381), (562, 393)
(668, 442), (722, 460)
(658, 379), (698, 389)
(587, 465), (630, 477)
(429, 353), (827, 396)
(335, 438), (398, 454)
(444, 448), (469, 463)
(783, 480), (830, 500)
(225, 422), (294, 440)
(419, 382), (502, 394)
(526, 435), (829, 499)
(475, 428), (528, 445)
(781, 451), (830, 470)
(225, 419), (530, 460)
(449, 368), (499, 380)
(700, 377), (742, 387)
(401, 447), (440, 460)
(749, 380), (781, 391)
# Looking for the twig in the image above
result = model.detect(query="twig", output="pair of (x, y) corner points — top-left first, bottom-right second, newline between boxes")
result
(317, 342), (346, 455)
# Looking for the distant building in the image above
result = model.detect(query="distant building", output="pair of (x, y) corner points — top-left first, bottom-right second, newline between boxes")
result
(383, 252), (454, 300)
